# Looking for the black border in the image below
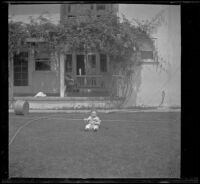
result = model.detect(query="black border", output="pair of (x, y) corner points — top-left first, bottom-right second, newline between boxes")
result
(2, 1), (199, 183)
(1, 1), (9, 182)
(181, 2), (199, 181)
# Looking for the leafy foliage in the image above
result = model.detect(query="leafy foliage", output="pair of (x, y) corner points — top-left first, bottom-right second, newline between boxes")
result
(9, 11), (166, 106)
(9, 13), (154, 64)
(8, 21), (29, 59)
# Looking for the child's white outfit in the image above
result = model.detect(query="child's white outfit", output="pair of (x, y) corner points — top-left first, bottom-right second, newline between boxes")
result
(85, 115), (101, 131)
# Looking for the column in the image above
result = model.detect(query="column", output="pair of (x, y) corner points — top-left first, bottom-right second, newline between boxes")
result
(96, 52), (100, 75)
(107, 54), (109, 73)
(72, 52), (76, 77)
(60, 54), (65, 97)
(29, 47), (34, 89)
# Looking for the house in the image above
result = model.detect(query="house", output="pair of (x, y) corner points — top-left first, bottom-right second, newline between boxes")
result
(10, 4), (119, 98)
(10, 4), (154, 97)
(10, 4), (177, 109)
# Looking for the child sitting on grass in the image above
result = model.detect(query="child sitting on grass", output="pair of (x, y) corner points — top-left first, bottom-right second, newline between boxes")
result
(84, 110), (101, 131)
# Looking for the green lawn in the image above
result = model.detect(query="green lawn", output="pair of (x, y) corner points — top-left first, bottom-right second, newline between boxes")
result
(9, 112), (180, 178)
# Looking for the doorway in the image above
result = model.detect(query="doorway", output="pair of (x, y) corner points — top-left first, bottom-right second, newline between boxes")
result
(76, 55), (85, 75)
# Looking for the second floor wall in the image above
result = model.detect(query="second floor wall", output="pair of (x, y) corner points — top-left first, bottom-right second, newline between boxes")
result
(60, 4), (119, 24)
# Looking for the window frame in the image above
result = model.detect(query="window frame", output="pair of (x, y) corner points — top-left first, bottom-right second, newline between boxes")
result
(13, 52), (29, 86)
(34, 44), (51, 71)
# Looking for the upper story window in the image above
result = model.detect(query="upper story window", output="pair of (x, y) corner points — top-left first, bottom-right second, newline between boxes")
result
(90, 4), (94, 10)
(96, 4), (106, 11)
(68, 5), (71, 13)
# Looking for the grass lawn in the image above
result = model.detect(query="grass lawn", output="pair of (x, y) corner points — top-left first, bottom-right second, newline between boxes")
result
(9, 111), (180, 178)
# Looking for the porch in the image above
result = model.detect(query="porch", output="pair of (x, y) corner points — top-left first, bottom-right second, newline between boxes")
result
(64, 75), (117, 97)
(10, 47), (122, 98)
(60, 53), (122, 98)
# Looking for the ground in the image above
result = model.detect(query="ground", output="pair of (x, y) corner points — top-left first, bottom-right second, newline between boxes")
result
(9, 111), (180, 178)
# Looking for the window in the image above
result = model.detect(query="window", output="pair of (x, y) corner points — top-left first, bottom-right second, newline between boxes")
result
(90, 4), (93, 10)
(14, 52), (28, 86)
(88, 55), (96, 69)
(68, 15), (76, 18)
(141, 51), (154, 60)
(65, 54), (72, 73)
(96, 4), (106, 10)
(68, 5), (71, 13)
(35, 58), (51, 71)
(35, 46), (51, 71)
(100, 54), (107, 72)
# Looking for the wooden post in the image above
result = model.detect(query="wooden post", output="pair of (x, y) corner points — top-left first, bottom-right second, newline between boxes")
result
(72, 52), (76, 77)
(60, 54), (65, 97)
(96, 53), (100, 75)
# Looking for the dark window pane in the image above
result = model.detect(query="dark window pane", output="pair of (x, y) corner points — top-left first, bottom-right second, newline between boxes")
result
(141, 51), (153, 59)
(21, 80), (28, 86)
(34, 44), (51, 70)
(68, 5), (71, 12)
(14, 73), (21, 80)
(22, 66), (28, 72)
(14, 52), (28, 86)
(14, 58), (20, 65)
(14, 79), (28, 86)
(68, 15), (76, 18)
(65, 54), (72, 73)
(88, 55), (96, 68)
(21, 60), (27, 65)
(20, 52), (28, 58)
(35, 61), (51, 71)
(14, 80), (20, 86)
(21, 73), (28, 79)
(97, 4), (105, 10)
(14, 66), (21, 72)
(100, 54), (107, 72)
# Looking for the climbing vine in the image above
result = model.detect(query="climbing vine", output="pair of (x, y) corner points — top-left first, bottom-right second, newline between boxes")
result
(9, 9), (167, 106)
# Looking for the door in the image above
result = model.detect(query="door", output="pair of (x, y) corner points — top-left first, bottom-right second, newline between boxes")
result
(76, 55), (85, 75)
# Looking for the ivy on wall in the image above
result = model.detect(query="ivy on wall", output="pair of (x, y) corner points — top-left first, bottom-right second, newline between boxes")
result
(9, 10), (167, 106)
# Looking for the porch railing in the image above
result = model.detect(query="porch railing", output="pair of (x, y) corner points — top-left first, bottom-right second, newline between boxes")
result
(75, 75), (124, 89)
(76, 75), (106, 88)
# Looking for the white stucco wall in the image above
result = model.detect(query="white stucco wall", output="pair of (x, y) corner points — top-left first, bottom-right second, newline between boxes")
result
(134, 6), (181, 107)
